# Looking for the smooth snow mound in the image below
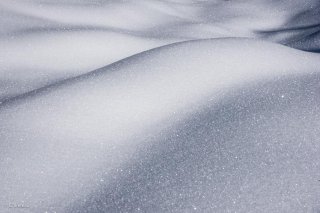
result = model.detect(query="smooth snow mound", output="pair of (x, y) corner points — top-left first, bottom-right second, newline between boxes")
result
(0, 0), (319, 99)
(1, 38), (320, 212)
(1, 1), (320, 212)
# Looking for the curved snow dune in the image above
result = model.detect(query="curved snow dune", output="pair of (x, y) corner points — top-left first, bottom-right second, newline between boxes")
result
(0, 38), (320, 212)
(3, 0), (319, 44)
(1, 0), (320, 101)
(0, 30), (178, 100)
(71, 74), (320, 213)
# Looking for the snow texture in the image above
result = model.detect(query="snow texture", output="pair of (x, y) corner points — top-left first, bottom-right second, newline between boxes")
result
(0, 0), (320, 212)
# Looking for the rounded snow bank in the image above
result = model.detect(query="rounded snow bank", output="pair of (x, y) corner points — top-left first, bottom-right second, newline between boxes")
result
(1, 38), (320, 212)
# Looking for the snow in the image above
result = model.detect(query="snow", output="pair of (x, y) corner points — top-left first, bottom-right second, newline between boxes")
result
(0, 1), (320, 212)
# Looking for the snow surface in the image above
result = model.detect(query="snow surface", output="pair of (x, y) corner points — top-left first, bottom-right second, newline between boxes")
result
(0, 1), (320, 212)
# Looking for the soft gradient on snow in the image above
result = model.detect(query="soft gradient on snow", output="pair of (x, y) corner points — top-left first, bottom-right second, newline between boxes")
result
(0, 1), (320, 212)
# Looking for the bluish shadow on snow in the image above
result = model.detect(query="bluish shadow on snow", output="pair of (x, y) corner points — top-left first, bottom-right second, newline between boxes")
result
(66, 73), (320, 213)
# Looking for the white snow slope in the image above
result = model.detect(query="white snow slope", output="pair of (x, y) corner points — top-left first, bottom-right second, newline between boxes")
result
(0, 1), (320, 212)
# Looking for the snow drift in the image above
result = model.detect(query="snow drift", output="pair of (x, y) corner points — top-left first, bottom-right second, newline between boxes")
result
(0, 1), (320, 212)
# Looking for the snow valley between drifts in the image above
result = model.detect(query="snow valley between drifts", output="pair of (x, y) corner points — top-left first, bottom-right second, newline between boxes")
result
(0, 1), (320, 212)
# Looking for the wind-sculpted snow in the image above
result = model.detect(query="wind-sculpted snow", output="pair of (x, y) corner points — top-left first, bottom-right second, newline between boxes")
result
(0, 1), (320, 212)
(1, 0), (320, 99)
